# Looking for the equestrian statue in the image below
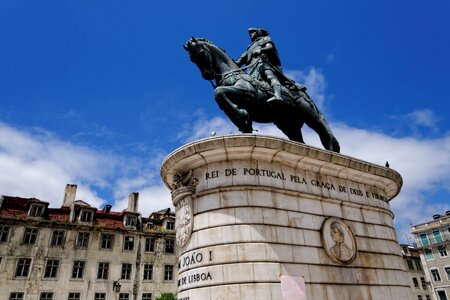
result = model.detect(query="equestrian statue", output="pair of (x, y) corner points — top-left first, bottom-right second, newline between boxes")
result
(184, 28), (340, 153)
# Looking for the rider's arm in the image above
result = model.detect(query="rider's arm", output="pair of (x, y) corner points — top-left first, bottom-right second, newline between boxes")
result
(235, 51), (247, 67)
(259, 42), (274, 55)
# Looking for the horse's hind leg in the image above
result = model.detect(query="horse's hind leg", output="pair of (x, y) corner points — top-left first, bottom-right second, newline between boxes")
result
(275, 121), (305, 144)
(307, 117), (340, 153)
(214, 86), (253, 133)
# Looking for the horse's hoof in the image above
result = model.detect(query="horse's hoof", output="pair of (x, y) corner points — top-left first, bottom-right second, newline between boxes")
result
(241, 127), (253, 134)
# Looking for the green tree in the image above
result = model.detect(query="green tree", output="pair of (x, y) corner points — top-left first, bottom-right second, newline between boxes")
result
(155, 292), (177, 300)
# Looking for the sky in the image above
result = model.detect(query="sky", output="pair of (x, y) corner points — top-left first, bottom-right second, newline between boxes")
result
(0, 0), (449, 243)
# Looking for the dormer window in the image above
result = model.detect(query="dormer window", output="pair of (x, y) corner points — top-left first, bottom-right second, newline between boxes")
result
(79, 210), (94, 223)
(28, 204), (45, 217)
(166, 221), (175, 230)
(164, 218), (175, 230)
(124, 215), (137, 228)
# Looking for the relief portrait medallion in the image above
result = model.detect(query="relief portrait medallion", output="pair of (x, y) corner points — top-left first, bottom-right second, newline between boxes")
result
(321, 217), (357, 264)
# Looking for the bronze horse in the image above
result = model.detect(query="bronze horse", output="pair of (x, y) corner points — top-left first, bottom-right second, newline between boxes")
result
(184, 37), (340, 153)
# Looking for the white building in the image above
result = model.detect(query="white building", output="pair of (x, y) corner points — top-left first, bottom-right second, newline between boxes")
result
(0, 184), (178, 300)
(411, 212), (450, 300)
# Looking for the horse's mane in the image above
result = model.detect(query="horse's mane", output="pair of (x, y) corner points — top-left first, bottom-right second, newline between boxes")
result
(194, 37), (227, 54)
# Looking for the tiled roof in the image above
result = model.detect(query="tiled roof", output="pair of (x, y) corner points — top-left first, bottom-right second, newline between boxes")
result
(0, 195), (167, 231)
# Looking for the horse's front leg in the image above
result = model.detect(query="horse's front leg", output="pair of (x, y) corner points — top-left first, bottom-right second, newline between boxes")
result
(214, 85), (253, 133)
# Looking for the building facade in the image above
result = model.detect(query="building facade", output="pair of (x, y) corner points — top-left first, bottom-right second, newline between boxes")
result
(411, 212), (450, 300)
(0, 184), (178, 300)
(401, 244), (432, 300)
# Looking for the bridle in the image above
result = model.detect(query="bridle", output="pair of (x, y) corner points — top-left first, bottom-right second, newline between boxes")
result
(189, 40), (257, 89)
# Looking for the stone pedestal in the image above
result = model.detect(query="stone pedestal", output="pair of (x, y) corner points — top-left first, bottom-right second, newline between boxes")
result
(161, 135), (412, 300)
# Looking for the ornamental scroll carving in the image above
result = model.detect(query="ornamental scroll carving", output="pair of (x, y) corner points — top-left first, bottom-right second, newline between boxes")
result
(171, 170), (198, 248)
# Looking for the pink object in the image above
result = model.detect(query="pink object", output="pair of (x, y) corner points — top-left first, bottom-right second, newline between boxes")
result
(280, 275), (307, 300)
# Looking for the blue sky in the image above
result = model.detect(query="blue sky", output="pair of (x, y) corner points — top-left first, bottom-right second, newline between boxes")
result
(0, 0), (449, 242)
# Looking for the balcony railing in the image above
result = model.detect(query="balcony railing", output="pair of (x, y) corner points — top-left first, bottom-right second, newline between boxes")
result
(416, 232), (450, 247)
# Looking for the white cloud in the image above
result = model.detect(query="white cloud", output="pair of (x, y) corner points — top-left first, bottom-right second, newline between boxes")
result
(178, 114), (236, 143)
(405, 109), (440, 131)
(0, 122), (173, 214)
(285, 68), (327, 110)
(0, 123), (115, 207)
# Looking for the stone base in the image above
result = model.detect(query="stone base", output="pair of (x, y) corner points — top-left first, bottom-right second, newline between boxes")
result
(161, 135), (412, 300)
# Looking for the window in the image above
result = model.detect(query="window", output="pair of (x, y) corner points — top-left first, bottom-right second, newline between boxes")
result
(166, 221), (175, 230)
(68, 293), (80, 300)
(97, 262), (109, 279)
(15, 258), (32, 277)
(145, 238), (155, 252)
(119, 293), (130, 300)
(50, 230), (65, 246)
(142, 293), (152, 300)
(445, 266), (450, 280)
(165, 239), (174, 254)
(94, 293), (106, 300)
(439, 246), (448, 257)
(418, 296), (422, 300)
(79, 210), (93, 222)
(420, 233), (429, 246)
(415, 259), (423, 271)
(143, 264), (153, 280)
(0, 225), (10, 242)
(121, 263), (132, 280)
(40, 292), (53, 300)
(23, 228), (38, 244)
(123, 236), (134, 251)
(164, 265), (173, 281)
(29, 204), (44, 217)
(437, 290), (448, 300)
(406, 259), (414, 270)
(44, 259), (59, 278)
(100, 234), (113, 250)
(426, 296), (431, 300)
(425, 249), (434, 261)
(431, 268), (441, 281)
(9, 292), (24, 300)
(421, 277), (428, 290)
(76, 232), (90, 248)
(433, 230), (443, 243)
(125, 215), (137, 227)
(71, 261), (85, 279)
(412, 277), (419, 289)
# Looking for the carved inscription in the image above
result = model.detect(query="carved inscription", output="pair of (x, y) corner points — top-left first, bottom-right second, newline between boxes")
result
(204, 168), (387, 201)
(178, 250), (214, 288)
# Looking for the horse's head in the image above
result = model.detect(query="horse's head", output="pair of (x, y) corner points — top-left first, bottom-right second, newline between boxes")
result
(184, 37), (215, 80)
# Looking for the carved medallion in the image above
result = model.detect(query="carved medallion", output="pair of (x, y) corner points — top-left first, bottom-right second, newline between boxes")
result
(321, 217), (357, 264)
(175, 195), (194, 248)
(170, 170), (198, 248)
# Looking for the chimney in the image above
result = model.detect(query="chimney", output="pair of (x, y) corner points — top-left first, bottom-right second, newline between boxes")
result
(127, 192), (139, 213)
(103, 204), (112, 214)
(63, 184), (77, 207)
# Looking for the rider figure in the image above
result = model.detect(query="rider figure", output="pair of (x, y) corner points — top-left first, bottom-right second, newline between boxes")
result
(236, 28), (284, 103)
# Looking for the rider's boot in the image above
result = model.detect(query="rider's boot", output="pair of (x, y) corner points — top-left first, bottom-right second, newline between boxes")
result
(267, 83), (284, 103)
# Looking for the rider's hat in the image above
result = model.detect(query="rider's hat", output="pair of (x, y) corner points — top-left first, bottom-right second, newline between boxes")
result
(248, 28), (269, 36)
